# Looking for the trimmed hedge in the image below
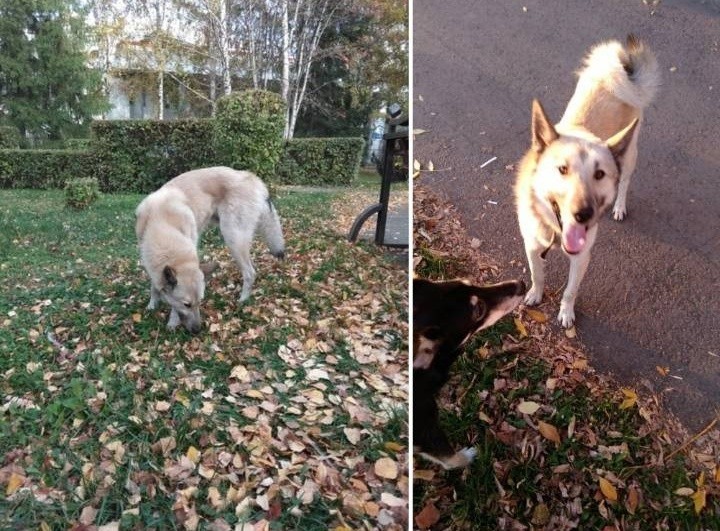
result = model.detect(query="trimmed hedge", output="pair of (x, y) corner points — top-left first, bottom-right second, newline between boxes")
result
(0, 149), (96, 189)
(91, 119), (215, 192)
(213, 90), (286, 180)
(65, 177), (100, 209)
(276, 137), (365, 185)
(65, 138), (93, 150)
(0, 126), (21, 149)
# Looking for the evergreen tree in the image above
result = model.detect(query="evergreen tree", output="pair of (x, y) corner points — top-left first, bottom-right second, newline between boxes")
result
(0, 0), (108, 141)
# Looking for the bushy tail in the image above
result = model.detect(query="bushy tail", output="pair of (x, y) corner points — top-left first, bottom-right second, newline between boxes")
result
(583, 34), (661, 109)
(259, 197), (285, 259)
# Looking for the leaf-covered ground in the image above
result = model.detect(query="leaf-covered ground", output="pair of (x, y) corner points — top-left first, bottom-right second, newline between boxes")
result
(0, 186), (408, 530)
(412, 183), (720, 530)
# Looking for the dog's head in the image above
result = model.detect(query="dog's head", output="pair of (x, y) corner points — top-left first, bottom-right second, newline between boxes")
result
(159, 261), (217, 334)
(529, 99), (638, 255)
(413, 278), (526, 370)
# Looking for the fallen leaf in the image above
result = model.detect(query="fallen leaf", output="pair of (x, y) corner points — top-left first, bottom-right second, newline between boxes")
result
(427, 160), (435, 171)
(619, 388), (637, 410)
(374, 457), (398, 480)
(626, 485), (640, 514)
(525, 308), (547, 323)
(538, 421), (561, 445)
(413, 469), (435, 481)
(186, 446), (200, 464)
(384, 441), (404, 453)
(132, 313), (142, 323)
(655, 365), (670, 376)
(6, 472), (24, 495)
(565, 326), (577, 338)
(599, 477), (618, 502)
(514, 318), (528, 338)
(531, 503), (550, 526)
(675, 487), (695, 496)
(343, 428), (362, 445)
(692, 487), (706, 514)
(517, 401), (541, 415)
(414, 501), (440, 529)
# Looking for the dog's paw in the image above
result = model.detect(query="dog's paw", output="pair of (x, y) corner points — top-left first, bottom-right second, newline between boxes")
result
(524, 286), (543, 306)
(612, 205), (627, 221)
(557, 304), (575, 328)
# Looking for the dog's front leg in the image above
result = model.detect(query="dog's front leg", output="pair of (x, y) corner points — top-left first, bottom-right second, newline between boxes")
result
(558, 226), (597, 327)
(148, 286), (161, 310)
(523, 239), (546, 306)
(167, 309), (181, 330)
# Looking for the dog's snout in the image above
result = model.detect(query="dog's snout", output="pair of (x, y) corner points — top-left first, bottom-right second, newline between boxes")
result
(574, 206), (594, 223)
(189, 323), (202, 334)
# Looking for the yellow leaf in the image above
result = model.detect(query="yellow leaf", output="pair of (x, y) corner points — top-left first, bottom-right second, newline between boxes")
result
(656, 365), (670, 376)
(691, 487), (706, 514)
(413, 159), (421, 171)
(599, 477), (618, 502)
(564, 326), (577, 338)
(186, 446), (200, 463)
(696, 471), (705, 488)
(413, 469), (435, 481)
(525, 308), (547, 323)
(384, 441), (404, 453)
(5, 472), (24, 495)
(619, 388), (637, 410)
(538, 421), (561, 445)
(131, 313), (142, 323)
(514, 318), (528, 338)
(713, 465), (720, 484)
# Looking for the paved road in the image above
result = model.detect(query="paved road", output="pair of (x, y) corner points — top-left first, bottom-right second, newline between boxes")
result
(414, 0), (720, 430)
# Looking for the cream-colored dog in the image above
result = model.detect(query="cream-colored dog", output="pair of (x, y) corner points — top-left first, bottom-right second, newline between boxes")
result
(515, 35), (659, 327)
(136, 167), (285, 333)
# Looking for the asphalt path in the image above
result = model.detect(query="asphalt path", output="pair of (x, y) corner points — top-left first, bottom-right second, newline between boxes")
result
(414, 0), (720, 430)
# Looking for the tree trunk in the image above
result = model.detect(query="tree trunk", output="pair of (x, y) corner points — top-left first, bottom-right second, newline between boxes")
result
(220, 0), (232, 95)
(158, 69), (164, 120)
(281, 0), (291, 139)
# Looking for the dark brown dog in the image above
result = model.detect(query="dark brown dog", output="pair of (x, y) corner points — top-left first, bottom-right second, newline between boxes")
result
(414, 277), (525, 469)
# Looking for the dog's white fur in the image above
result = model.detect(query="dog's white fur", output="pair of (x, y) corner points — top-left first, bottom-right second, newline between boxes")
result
(515, 36), (659, 327)
(136, 166), (285, 333)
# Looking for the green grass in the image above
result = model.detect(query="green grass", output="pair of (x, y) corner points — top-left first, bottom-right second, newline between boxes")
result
(414, 321), (720, 529)
(0, 188), (408, 530)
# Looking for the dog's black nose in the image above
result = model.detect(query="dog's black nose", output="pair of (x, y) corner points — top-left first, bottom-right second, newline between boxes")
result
(574, 206), (594, 223)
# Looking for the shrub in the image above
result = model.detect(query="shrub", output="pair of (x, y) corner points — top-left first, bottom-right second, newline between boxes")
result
(276, 137), (365, 185)
(65, 177), (100, 209)
(213, 90), (286, 180)
(0, 149), (97, 189)
(91, 119), (215, 193)
(65, 138), (93, 150)
(0, 126), (21, 149)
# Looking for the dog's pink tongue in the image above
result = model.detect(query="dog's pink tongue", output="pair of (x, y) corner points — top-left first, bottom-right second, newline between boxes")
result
(562, 224), (587, 254)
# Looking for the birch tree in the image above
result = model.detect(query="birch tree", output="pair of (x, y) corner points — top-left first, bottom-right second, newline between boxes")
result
(281, 0), (337, 139)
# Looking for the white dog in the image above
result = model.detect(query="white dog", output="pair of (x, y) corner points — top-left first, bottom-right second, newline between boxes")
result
(136, 167), (285, 333)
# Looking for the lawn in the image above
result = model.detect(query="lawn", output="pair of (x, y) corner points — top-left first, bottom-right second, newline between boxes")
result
(412, 184), (720, 530)
(0, 187), (408, 530)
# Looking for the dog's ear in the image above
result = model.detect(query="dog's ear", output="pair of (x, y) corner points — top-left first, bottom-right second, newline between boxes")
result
(162, 266), (177, 290)
(413, 326), (443, 369)
(607, 118), (639, 165)
(531, 99), (558, 152)
(200, 261), (218, 278)
(470, 295), (488, 323)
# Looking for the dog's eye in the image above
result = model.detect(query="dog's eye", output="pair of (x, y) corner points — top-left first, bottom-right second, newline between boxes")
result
(558, 165), (569, 175)
(594, 169), (605, 180)
(183, 302), (192, 308)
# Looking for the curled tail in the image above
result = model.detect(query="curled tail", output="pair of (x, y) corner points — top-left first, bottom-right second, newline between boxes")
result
(582, 34), (661, 109)
(260, 197), (285, 259)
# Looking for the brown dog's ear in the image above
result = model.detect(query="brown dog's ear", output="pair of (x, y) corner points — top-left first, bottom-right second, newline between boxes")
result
(163, 266), (177, 290)
(607, 118), (639, 166)
(200, 261), (219, 278)
(470, 295), (488, 323)
(413, 326), (442, 369)
(531, 99), (559, 152)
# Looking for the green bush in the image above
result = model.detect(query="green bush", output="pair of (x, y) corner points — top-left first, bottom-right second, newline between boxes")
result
(276, 137), (365, 185)
(91, 119), (215, 192)
(65, 177), (100, 209)
(213, 90), (286, 180)
(65, 138), (93, 150)
(0, 126), (21, 149)
(0, 149), (97, 189)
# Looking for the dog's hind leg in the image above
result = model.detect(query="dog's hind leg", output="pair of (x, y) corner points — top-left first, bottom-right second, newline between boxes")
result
(612, 127), (640, 221)
(219, 218), (257, 302)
